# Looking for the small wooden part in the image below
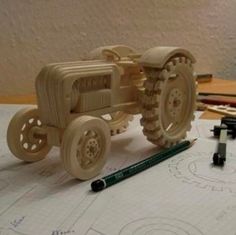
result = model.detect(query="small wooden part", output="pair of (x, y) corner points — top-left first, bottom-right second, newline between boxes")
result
(196, 101), (207, 111)
(196, 73), (213, 83)
(207, 105), (236, 117)
(7, 45), (197, 180)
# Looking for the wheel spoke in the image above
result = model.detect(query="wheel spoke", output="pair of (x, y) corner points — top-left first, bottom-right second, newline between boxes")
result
(96, 136), (101, 145)
(37, 139), (43, 145)
(83, 159), (91, 167)
(85, 155), (94, 160)
(37, 119), (42, 126)
(92, 131), (98, 138)
(165, 122), (174, 132)
(32, 118), (38, 126)
(21, 128), (30, 137)
(21, 123), (27, 131)
(28, 118), (34, 124)
(20, 134), (25, 142)
(27, 142), (33, 149)
(31, 144), (37, 151)
(21, 124), (42, 151)
(110, 112), (118, 120)
(22, 142), (31, 150)
(86, 130), (95, 138)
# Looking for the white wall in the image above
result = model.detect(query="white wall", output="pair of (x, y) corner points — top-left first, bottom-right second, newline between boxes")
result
(0, 0), (236, 95)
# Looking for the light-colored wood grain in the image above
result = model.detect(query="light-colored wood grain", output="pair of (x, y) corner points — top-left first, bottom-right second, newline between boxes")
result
(197, 78), (236, 119)
(1, 78), (235, 121)
(3, 45), (197, 180)
(207, 105), (236, 117)
(0, 94), (36, 104)
(0, 78), (236, 119)
(1, 78), (234, 103)
(61, 115), (111, 180)
(198, 77), (236, 94)
(7, 107), (51, 162)
(200, 111), (224, 120)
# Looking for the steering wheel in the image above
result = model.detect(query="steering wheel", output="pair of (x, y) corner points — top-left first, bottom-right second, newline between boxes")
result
(102, 49), (121, 61)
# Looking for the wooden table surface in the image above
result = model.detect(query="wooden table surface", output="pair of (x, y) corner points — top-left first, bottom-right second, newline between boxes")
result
(197, 78), (236, 119)
(197, 77), (236, 94)
(0, 78), (235, 119)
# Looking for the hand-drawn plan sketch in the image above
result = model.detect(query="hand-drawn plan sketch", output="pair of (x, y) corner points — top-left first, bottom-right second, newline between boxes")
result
(118, 217), (204, 235)
(168, 151), (236, 195)
(1, 105), (236, 235)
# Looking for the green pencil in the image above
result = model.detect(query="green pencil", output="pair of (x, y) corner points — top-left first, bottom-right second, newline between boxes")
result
(91, 139), (197, 192)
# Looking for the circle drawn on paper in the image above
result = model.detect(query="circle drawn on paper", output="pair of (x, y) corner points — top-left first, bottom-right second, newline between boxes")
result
(168, 152), (236, 194)
(119, 217), (204, 235)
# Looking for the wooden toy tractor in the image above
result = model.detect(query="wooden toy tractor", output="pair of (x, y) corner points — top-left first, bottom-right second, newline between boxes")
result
(7, 45), (196, 180)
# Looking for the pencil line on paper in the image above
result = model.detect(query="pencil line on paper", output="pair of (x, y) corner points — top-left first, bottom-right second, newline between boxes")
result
(0, 185), (37, 218)
(68, 194), (100, 230)
(87, 227), (106, 235)
(57, 194), (88, 229)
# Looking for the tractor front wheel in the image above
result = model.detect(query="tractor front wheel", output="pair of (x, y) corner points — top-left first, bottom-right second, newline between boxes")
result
(7, 107), (51, 162)
(61, 116), (111, 180)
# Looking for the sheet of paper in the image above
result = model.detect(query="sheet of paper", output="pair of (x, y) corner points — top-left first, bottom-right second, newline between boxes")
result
(86, 139), (236, 235)
(0, 105), (236, 235)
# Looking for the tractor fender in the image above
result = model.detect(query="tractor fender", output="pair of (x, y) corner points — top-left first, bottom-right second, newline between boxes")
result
(139, 47), (196, 68)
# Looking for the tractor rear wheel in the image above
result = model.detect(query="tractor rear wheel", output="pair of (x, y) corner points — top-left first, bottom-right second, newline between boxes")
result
(140, 56), (196, 147)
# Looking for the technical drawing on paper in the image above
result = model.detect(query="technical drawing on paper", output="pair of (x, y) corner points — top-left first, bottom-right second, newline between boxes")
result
(118, 217), (204, 235)
(168, 151), (236, 195)
(0, 130), (152, 235)
(85, 217), (204, 235)
(1, 106), (236, 235)
(0, 157), (99, 235)
(0, 152), (124, 235)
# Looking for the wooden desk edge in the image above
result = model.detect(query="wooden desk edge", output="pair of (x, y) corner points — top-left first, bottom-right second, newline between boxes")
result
(0, 95), (37, 104)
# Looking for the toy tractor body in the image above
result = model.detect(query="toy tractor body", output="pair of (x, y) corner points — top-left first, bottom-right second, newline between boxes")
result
(7, 45), (196, 180)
